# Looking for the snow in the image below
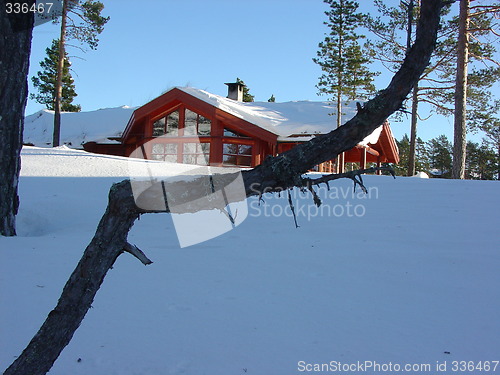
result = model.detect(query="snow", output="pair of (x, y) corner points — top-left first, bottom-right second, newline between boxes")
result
(178, 87), (378, 140)
(412, 171), (430, 178)
(1, 146), (499, 375)
(23, 88), (384, 149)
(20, 145), (200, 178)
(23, 106), (136, 148)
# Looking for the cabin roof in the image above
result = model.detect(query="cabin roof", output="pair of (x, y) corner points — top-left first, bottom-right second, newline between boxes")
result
(173, 87), (359, 138)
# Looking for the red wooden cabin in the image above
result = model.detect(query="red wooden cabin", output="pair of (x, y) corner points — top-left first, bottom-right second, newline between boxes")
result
(84, 83), (399, 172)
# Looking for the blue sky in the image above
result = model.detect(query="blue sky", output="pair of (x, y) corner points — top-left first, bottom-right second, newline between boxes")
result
(26, 0), (498, 143)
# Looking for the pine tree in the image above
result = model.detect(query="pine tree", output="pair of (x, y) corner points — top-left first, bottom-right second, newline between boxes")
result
(30, 39), (81, 112)
(394, 134), (429, 176)
(52, 0), (109, 146)
(427, 135), (453, 178)
(394, 134), (410, 176)
(480, 115), (500, 180)
(268, 94), (276, 103)
(466, 140), (498, 180)
(313, 0), (377, 173)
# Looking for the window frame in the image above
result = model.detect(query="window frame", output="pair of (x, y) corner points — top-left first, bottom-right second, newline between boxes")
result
(151, 106), (211, 138)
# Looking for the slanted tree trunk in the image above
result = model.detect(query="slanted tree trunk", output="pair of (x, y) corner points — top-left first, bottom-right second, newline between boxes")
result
(2, 1), (444, 374)
(452, 0), (469, 179)
(53, 0), (69, 147)
(0, 1), (34, 236)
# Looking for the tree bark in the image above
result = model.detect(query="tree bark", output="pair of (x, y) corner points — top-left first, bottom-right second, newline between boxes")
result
(452, 0), (469, 179)
(2, 1), (444, 374)
(53, 0), (69, 147)
(497, 143), (500, 181)
(0, 1), (34, 236)
(407, 84), (419, 176)
(336, 88), (345, 173)
(405, 0), (418, 177)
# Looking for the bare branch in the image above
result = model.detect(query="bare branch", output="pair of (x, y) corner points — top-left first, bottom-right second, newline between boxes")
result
(300, 167), (396, 195)
(123, 242), (153, 265)
(419, 98), (454, 113)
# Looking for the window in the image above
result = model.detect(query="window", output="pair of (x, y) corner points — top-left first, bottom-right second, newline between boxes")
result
(153, 110), (179, 137)
(150, 142), (210, 164)
(153, 108), (210, 137)
(185, 109), (211, 136)
(152, 117), (165, 137)
(183, 143), (210, 165)
(223, 143), (252, 167)
(151, 143), (177, 162)
(223, 128), (249, 138)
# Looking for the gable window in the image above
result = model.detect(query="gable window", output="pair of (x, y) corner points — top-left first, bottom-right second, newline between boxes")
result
(152, 108), (210, 137)
(153, 110), (179, 137)
(185, 109), (211, 136)
(223, 128), (249, 138)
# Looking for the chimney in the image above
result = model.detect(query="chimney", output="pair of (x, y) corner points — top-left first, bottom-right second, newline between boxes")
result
(225, 81), (245, 102)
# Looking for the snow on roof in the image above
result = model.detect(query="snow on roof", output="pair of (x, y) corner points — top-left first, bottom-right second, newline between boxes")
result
(178, 87), (357, 137)
(177, 87), (383, 145)
(24, 106), (136, 148)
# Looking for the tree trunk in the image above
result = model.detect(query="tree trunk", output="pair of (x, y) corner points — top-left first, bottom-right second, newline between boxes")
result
(452, 0), (469, 179)
(407, 84), (419, 176)
(0, 2), (34, 236)
(2, 1), (444, 374)
(405, 0), (417, 177)
(497, 141), (500, 181)
(53, 0), (69, 147)
(336, 89), (345, 173)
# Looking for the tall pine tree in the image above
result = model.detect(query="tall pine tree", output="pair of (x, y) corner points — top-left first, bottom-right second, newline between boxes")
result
(31, 39), (81, 112)
(427, 135), (453, 178)
(52, 0), (109, 146)
(313, 0), (377, 173)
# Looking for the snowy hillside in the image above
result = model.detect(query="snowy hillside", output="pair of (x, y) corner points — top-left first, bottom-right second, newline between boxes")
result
(1, 146), (499, 375)
(23, 106), (136, 147)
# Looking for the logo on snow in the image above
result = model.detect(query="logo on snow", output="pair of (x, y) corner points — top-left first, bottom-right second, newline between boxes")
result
(127, 135), (248, 248)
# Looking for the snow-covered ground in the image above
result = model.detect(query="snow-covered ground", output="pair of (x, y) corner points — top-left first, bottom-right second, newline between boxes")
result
(1, 146), (499, 375)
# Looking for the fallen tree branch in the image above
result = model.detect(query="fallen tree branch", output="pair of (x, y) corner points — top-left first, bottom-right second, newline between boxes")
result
(2, 1), (444, 374)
